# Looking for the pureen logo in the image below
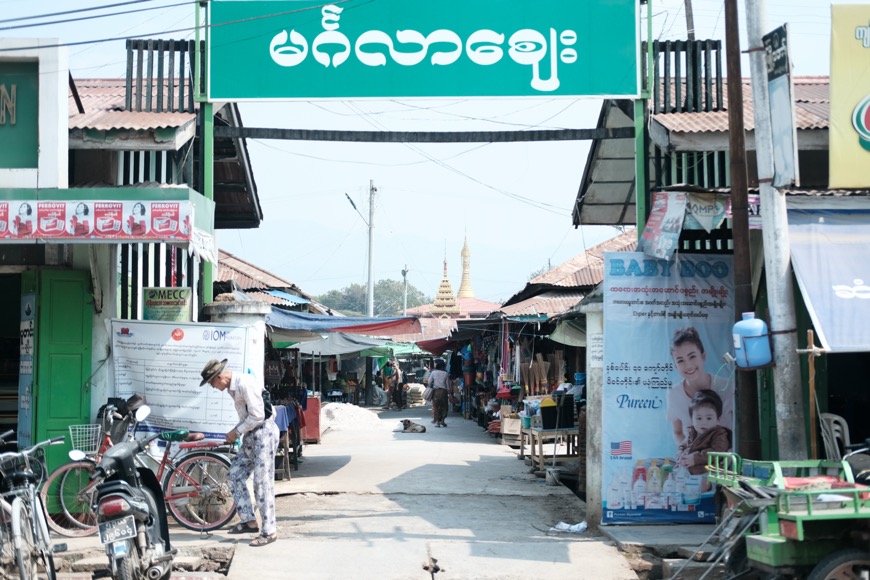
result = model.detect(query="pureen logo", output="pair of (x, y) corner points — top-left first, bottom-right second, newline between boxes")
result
(851, 95), (870, 151)
(833, 278), (870, 299)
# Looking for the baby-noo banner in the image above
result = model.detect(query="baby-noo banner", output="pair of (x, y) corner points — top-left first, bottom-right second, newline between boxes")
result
(207, 0), (640, 100)
(602, 252), (735, 524)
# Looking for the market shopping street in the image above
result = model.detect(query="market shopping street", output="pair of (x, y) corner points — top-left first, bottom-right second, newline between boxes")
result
(53, 403), (638, 579)
(228, 403), (638, 580)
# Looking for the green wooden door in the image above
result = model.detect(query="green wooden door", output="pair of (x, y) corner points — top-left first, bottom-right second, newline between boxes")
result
(32, 270), (92, 471)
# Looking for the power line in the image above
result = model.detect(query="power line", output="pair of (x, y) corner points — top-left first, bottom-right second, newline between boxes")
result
(0, 0), (357, 52)
(0, 0), (167, 24)
(0, 1), (192, 31)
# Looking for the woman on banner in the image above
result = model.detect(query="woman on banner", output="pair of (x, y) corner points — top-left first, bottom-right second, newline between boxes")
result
(666, 327), (734, 448)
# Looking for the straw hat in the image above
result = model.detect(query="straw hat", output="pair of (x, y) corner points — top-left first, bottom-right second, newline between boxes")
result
(200, 358), (228, 386)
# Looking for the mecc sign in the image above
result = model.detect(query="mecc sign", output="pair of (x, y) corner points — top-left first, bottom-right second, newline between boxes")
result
(207, 0), (640, 100)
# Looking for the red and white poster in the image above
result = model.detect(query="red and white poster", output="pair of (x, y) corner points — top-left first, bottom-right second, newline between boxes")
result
(125, 202), (149, 236)
(93, 202), (124, 237)
(11, 202), (35, 238)
(0, 203), (9, 236)
(36, 202), (67, 237)
(2, 199), (195, 242)
(150, 202), (180, 236)
(68, 202), (93, 236)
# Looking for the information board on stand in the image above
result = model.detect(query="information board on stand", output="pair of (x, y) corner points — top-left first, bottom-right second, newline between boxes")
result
(110, 320), (264, 439)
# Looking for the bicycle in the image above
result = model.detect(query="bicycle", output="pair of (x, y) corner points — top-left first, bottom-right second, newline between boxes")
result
(42, 416), (237, 536)
(40, 404), (129, 537)
(0, 433), (66, 580)
(138, 433), (237, 532)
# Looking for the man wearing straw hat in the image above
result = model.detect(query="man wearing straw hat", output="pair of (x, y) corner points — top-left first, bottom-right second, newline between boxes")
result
(200, 358), (279, 546)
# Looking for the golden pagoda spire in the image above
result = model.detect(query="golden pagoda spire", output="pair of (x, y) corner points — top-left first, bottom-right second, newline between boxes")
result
(457, 234), (475, 299)
(431, 250), (459, 317)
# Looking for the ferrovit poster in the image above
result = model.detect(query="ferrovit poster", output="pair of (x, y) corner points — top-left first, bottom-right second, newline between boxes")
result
(602, 252), (735, 524)
(111, 320), (264, 439)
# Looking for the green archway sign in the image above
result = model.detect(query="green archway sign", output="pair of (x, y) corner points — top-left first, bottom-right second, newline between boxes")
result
(207, 0), (640, 100)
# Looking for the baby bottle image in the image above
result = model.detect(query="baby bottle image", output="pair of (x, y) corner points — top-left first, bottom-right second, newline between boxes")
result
(631, 460), (647, 509)
(662, 473), (677, 509)
(647, 460), (662, 494)
(662, 458), (674, 483)
(607, 475), (623, 509)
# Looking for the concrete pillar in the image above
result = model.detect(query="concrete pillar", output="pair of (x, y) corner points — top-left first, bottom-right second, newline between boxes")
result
(203, 300), (271, 341)
(203, 300), (271, 380)
(580, 301), (604, 530)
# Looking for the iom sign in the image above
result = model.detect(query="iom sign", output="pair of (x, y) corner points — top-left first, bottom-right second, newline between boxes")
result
(208, 0), (640, 100)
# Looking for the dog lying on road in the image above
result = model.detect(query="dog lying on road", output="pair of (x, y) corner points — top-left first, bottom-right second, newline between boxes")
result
(400, 419), (427, 433)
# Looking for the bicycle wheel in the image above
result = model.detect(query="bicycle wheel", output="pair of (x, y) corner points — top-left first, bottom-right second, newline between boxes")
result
(33, 495), (56, 580)
(12, 497), (37, 580)
(162, 452), (236, 532)
(39, 461), (98, 537)
(0, 506), (15, 575)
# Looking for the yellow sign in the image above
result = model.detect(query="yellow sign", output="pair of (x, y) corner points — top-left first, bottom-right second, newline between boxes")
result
(830, 4), (870, 187)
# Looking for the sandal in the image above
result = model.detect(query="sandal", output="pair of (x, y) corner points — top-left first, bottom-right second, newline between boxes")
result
(228, 522), (259, 535)
(250, 533), (277, 547)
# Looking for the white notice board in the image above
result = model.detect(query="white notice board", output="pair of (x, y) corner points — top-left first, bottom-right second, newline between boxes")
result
(111, 319), (263, 439)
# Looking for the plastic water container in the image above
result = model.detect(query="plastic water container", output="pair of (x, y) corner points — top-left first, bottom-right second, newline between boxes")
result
(733, 312), (772, 368)
(573, 372), (586, 386)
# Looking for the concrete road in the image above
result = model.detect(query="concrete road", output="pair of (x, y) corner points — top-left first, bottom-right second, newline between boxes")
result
(225, 404), (638, 580)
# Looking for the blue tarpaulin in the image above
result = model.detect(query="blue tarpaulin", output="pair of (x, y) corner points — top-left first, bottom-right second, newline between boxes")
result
(263, 289), (309, 304)
(265, 308), (420, 343)
(789, 209), (870, 353)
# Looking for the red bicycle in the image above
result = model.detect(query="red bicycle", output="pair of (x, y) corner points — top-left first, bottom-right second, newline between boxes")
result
(40, 404), (236, 536)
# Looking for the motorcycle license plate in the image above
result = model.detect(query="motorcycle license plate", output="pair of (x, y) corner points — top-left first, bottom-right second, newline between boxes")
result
(98, 515), (136, 545)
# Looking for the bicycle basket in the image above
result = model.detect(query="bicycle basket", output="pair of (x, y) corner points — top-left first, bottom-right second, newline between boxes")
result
(0, 449), (41, 492)
(69, 424), (102, 454)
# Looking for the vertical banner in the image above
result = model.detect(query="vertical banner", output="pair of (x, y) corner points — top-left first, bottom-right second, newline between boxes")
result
(112, 320), (264, 439)
(602, 252), (734, 524)
(639, 192), (686, 260)
(830, 4), (870, 187)
(17, 293), (35, 447)
(763, 24), (799, 188)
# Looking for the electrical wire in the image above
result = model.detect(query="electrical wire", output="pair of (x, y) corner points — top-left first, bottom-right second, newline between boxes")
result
(0, 1), (192, 31)
(0, 0), (168, 24)
(0, 0), (359, 52)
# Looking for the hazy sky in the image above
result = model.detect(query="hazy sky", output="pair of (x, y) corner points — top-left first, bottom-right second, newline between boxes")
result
(1, 0), (837, 307)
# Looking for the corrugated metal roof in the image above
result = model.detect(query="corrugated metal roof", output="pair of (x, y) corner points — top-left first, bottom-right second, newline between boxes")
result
(498, 291), (586, 317)
(217, 249), (308, 295)
(501, 230), (637, 308)
(652, 77), (829, 134)
(529, 230), (638, 288)
(69, 79), (196, 131)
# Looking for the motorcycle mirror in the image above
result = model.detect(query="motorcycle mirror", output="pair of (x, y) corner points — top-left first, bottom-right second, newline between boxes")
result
(68, 449), (86, 461)
(135, 405), (151, 422)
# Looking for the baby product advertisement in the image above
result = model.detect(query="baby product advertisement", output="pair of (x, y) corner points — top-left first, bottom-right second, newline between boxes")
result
(602, 252), (735, 524)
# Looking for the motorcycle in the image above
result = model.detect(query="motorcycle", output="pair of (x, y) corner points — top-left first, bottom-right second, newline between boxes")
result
(84, 405), (188, 580)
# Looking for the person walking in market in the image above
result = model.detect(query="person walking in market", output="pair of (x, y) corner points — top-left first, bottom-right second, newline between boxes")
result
(381, 359), (403, 410)
(428, 359), (451, 427)
(200, 358), (279, 546)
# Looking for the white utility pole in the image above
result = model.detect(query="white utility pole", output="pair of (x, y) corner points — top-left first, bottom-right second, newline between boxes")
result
(401, 265), (409, 315)
(366, 180), (376, 317)
(745, 0), (807, 459)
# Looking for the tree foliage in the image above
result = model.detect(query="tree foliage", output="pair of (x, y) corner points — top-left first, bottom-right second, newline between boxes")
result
(316, 279), (432, 316)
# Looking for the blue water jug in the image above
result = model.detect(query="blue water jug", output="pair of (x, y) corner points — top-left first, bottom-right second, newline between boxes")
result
(732, 312), (772, 368)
